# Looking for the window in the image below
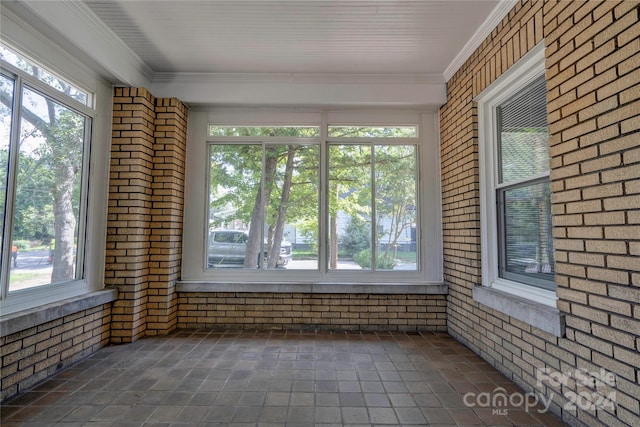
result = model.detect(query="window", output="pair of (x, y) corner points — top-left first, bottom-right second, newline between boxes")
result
(1, 44), (92, 302)
(205, 125), (418, 273)
(328, 143), (418, 271)
(182, 111), (442, 285)
(207, 139), (319, 270)
(497, 75), (554, 289)
(0, 45), (91, 107)
(477, 43), (556, 306)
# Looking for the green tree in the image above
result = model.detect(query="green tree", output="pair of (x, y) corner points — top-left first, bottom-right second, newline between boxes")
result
(374, 145), (417, 264)
(328, 145), (372, 268)
(340, 216), (370, 257)
(209, 131), (319, 268)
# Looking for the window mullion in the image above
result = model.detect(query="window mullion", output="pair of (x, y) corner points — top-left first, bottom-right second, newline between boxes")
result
(320, 113), (328, 275)
(496, 172), (550, 190)
(260, 143), (267, 270)
(73, 116), (93, 280)
(1, 75), (23, 300)
(370, 144), (377, 272)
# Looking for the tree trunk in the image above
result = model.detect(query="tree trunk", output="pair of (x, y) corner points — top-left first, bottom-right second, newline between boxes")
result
(51, 165), (76, 282)
(46, 99), (77, 282)
(268, 146), (295, 268)
(244, 149), (277, 268)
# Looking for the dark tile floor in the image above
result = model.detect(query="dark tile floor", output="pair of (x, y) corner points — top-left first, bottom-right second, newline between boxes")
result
(1, 330), (566, 426)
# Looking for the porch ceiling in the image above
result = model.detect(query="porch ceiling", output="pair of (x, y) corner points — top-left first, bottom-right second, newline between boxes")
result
(81, 0), (500, 76)
(5, 0), (514, 107)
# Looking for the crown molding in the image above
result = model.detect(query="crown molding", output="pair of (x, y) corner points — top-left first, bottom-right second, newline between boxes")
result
(15, 0), (154, 87)
(443, 0), (518, 82)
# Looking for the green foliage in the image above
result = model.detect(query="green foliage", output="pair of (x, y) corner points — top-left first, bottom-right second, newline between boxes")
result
(340, 216), (370, 257)
(8, 102), (83, 243)
(209, 126), (319, 138)
(18, 205), (54, 240)
(328, 126), (416, 138)
(209, 144), (320, 230)
(353, 249), (397, 270)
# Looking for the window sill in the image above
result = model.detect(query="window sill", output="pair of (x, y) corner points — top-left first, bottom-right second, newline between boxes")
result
(472, 285), (565, 337)
(177, 281), (447, 295)
(0, 288), (118, 338)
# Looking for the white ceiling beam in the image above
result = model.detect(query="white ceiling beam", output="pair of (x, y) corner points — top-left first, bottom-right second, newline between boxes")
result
(149, 73), (446, 109)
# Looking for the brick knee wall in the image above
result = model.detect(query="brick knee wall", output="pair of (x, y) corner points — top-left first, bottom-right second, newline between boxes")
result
(0, 304), (112, 402)
(177, 292), (447, 331)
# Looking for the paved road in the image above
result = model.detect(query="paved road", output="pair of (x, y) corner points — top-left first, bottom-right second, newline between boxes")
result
(8, 249), (52, 291)
(10, 248), (51, 270)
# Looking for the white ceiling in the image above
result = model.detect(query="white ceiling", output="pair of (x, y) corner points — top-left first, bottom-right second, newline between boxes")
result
(82, 0), (500, 75)
(4, 0), (514, 107)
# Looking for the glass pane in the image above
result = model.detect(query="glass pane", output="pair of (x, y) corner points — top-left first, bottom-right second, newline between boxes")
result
(328, 126), (417, 138)
(208, 144), (320, 270)
(9, 87), (86, 292)
(328, 145), (372, 270)
(209, 126), (319, 138)
(208, 144), (262, 268)
(501, 181), (555, 288)
(375, 145), (418, 271)
(0, 44), (90, 106)
(1, 75), (14, 259)
(264, 145), (319, 270)
(497, 75), (548, 184)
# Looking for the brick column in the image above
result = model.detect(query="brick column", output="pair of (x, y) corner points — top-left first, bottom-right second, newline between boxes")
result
(107, 88), (154, 343)
(147, 98), (188, 335)
(106, 88), (187, 343)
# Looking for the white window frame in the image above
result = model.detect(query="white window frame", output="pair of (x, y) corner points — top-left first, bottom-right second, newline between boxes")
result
(181, 108), (443, 286)
(476, 43), (557, 308)
(0, 12), (111, 316)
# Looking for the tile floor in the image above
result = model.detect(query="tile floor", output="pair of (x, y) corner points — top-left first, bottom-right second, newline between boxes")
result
(1, 330), (566, 426)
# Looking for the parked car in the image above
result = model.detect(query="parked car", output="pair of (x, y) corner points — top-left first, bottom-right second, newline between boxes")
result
(208, 230), (292, 268)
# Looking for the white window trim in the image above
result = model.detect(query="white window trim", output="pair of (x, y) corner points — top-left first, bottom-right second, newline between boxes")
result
(181, 108), (443, 287)
(476, 42), (560, 312)
(0, 11), (111, 316)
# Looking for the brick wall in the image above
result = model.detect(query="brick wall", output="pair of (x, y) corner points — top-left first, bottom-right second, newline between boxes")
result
(441, 1), (639, 426)
(147, 98), (188, 335)
(106, 88), (188, 343)
(0, 304), (111, 402)
(177, 293), (447, 332)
